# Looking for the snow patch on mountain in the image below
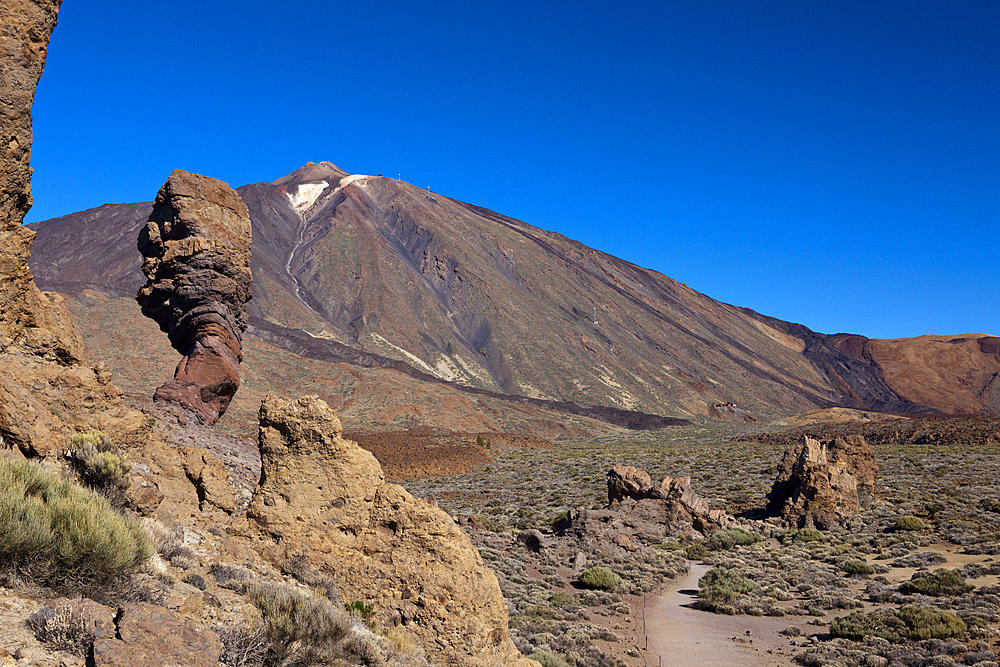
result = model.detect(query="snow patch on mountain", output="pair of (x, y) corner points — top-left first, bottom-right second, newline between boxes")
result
(287, 181), (328, 214)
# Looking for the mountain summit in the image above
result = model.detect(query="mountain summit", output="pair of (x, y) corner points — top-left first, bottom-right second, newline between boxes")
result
(28, 163), (1000, 420)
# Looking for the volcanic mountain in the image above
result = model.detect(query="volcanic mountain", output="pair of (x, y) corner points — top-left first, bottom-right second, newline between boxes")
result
(28, 162), (1000, 422)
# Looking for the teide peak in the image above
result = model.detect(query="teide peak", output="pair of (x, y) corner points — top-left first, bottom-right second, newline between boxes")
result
(27, 162), (1000, 423)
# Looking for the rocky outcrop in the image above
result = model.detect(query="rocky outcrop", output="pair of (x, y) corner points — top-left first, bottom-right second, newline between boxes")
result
(33, 598), (221, 667)
(244, 394), (536, 667)
(137, 170), (252, 424)
(765, 434), (878, 529)
(0, 0), (87, 365)
(567, 465), (739, 555)
(606, 465), (736, 531)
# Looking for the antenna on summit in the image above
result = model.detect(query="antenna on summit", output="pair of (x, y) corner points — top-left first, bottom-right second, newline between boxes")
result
(593, 307), (598, 326)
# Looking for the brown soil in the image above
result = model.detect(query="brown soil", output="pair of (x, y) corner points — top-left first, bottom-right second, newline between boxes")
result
(347, 428), (552, 481)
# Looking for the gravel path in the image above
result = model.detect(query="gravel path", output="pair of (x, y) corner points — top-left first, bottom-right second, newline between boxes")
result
(644, 563), (799, 667)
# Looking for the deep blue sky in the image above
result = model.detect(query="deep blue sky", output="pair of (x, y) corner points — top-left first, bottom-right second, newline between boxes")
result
(26, 1), (999, 338)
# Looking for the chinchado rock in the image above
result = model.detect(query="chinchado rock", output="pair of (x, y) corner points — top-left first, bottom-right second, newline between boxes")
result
(136, 170), (252, 425)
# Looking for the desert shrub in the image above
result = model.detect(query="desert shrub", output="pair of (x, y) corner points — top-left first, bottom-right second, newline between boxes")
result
(653, 539), (684, 551)
(243, 580), (382, 667)
(894, 516), (927, 532)
(26, 604), (95, 657)
(66, 430), (131, 503)
(281, 553), (343, 606)
(685, 543), (710, 560)
(346, 600), (376, 629)
(982, 499), (1000, 514)
(0, 458), (151, 590)
(705, 528), (762, 551)
(579, 566), (622, 592)
(842, 560), (875, 576)
(210, 562), (256, 590)
(697, 566), (759, 613)
(141, 518), (197, 569)
(550, 510), (571, 532)
(784, 528), (824, 543)
(217, 621), (270, 667)
(898, 569), (973, 596)
(549, 590), (580, 607)
(529, 650), (571, 667)
(831, 606), (966, 643)
(385, 630), (428, 666)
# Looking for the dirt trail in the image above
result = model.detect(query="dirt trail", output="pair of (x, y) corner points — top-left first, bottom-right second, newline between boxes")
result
(644, 563), (798, 667)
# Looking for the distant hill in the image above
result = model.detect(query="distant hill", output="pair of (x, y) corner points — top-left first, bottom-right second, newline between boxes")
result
(28, 162), (1000, 421)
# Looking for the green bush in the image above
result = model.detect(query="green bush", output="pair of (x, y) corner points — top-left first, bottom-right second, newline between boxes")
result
(842, 560), (875, 576)
(831, 606), (966, 643)
(697, 566), (759, 613)
(549, 590), (580, 607)
(705, 528), (762, 551)
(66, 430), (131, 506)
(894, 516), (926, 532)
(898, 569), (973, 596)
(579, 566), (622, 592)
(0, 458), (151, 590)
(685, 543), (710, 560)
(784, 528), (825, 543)
(529, 650), (570, 667)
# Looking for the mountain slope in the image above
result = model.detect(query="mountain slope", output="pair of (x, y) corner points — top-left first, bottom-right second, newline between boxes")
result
(28, 162), (1000, 419)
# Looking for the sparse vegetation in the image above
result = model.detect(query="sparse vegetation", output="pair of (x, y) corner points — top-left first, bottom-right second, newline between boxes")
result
(697, 566), (759, 613)
(897, 568), (973, 596)
(579, 566), (622, 592)
(841, 559), (875, 576)
(0, 457), (151, 591)
(704, 528), (762, 551)
(894, 515), (927, 532)
(831, 606), (966, 642)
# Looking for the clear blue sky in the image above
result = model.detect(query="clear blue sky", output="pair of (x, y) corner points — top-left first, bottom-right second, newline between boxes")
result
(26, 1), (999, 339)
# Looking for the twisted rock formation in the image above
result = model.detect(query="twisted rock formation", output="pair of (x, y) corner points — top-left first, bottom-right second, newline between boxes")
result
(765, 434), (878, 529)
(245, 394), (537, 667)
(137, 170), (252, 424)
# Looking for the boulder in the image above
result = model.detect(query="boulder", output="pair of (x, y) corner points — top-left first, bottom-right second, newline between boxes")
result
(244, 394), (536, 667)
(765, 434), (878, 529)
(569, 465), (738, 555)
(137, 170), (252, 425)
(606, 465), (731, 532)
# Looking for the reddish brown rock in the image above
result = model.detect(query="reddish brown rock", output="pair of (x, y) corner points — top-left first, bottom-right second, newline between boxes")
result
(765, 434), (878, 529)
(137, 170), (252, 424)
(92, 602), (220, 667)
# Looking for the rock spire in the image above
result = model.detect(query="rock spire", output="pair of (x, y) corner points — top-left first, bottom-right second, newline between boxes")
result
(137, 170), (252, 424)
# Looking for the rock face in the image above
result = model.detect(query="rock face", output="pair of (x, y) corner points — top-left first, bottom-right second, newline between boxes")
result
(602, 465), (737, 535)
(35, 598), (221, 667)
(567, 465), (739, 555)
(0, 0), (87, 365)
(137, 170), (252, 424)
(245, 394), (536, 667)
(765, 434), (878, 529)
